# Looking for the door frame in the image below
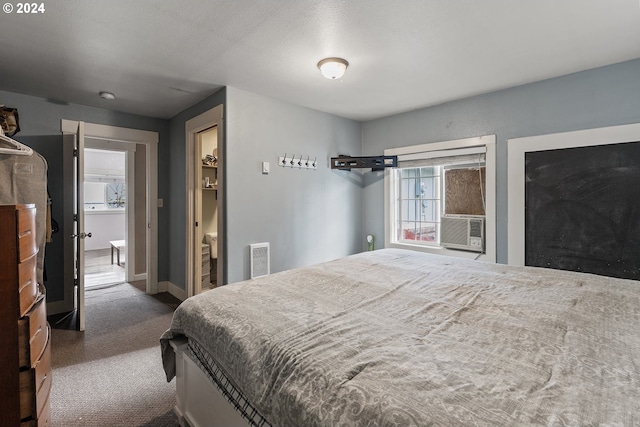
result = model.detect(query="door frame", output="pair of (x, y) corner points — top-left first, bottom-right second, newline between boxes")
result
(55, 120), (159, 313)
(185, 105), (224, 297)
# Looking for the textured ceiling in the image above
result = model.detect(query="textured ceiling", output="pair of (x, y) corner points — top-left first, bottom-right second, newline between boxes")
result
(0, 0), (639, 121)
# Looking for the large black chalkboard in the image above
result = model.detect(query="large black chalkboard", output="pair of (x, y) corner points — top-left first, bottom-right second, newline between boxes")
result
(525, 141), (640, 280)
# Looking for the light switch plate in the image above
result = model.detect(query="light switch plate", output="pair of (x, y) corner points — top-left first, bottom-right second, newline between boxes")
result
(262, 161), (270, 174)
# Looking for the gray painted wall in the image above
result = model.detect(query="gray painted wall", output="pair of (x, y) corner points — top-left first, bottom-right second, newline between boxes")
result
(0, 90), (169, 301)
(1, 85), (362, 295)
(361, 58), (640, 264)
(9, 57), (638, 296)
(225, 87), (362, 283)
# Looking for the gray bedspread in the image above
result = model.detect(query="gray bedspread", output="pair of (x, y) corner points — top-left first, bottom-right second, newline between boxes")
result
(161, 248), (640, 426)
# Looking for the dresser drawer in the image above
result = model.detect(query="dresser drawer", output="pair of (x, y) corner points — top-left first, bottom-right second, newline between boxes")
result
(18, 255), (39, 317)
(18, 295), (48, 368)
(19, 327), (51, 422)
(17, 207), (38, 263)
(20, 395), (50, 427)
(20, 418), (36, 427)
(37, 393), (51, 427)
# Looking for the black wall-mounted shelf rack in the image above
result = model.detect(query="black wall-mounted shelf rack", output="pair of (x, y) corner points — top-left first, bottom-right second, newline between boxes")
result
(330, 155), (398, 171)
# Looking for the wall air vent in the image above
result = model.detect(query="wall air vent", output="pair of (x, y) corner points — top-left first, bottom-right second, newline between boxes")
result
(250, 242), (270, 279)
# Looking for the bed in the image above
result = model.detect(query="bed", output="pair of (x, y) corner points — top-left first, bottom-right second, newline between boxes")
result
(160, 248), (640, 427)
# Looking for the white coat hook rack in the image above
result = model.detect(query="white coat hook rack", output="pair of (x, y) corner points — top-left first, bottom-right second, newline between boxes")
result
(279, 153), (318, 170)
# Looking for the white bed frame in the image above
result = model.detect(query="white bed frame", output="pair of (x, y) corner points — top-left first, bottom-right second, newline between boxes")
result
(170, 338), (251, 427)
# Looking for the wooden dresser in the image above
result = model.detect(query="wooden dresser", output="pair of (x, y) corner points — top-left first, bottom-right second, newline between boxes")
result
(0, 204), (52, 427)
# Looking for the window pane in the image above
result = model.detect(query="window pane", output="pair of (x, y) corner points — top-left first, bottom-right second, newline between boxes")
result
(416, 178), (424, 199)
(419, 166), (437, 177)
(407, 178), (418, 199)
(421, 176), (439, 199)
(404, 200), (419, 221)
(107, 183), (126, 208)
(404, 178), (415, 199)
(401, 221), (417, 241)
(415, 222), (436, 242)
(401, 168), (416, 178)
(420, 199), (438, 222)
(400, 177), (407, 199)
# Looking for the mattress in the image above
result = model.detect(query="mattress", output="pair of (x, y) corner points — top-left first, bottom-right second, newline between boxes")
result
(161, 248), (640, 426)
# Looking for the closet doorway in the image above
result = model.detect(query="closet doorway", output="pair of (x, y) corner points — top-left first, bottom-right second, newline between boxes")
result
(185, 105), (224, 297)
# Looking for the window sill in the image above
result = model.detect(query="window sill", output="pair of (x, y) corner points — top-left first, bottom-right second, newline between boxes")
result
(386, 241), (493, 262)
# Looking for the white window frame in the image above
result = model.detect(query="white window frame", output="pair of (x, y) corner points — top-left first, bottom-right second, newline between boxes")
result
(384, 135), (496, 262)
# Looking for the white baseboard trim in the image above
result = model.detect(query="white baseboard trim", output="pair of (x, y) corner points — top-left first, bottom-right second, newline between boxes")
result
(159, 281), (187, 301)
(133, 273), (147, 282)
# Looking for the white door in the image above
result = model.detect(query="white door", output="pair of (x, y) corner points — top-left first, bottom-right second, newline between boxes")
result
(194, 133), (203, 295)
(72, 121), (89, 331)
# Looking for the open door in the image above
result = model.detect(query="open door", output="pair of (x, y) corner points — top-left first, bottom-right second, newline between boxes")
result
(72, 121), (89, 331)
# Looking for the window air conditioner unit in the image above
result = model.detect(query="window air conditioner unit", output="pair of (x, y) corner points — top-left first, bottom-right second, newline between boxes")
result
(440, 215), (485, 252)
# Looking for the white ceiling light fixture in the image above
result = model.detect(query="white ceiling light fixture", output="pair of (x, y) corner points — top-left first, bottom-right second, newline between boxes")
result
(317, 57), (349, 80)
(99, 91), (116, 100)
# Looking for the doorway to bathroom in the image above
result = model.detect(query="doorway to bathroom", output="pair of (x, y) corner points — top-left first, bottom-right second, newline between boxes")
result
(185, 105), (224, 297)
(197, 126), (219, 293)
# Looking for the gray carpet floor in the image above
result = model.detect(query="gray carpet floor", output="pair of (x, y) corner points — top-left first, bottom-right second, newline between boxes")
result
(49, 282), (181, 426)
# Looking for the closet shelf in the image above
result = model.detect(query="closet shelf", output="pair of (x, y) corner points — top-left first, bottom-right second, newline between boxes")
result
(202, 164), (218, 169)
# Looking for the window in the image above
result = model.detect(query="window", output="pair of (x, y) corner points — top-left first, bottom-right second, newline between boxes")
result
(384, 135), (496, 261)
(84, 148), (126, 211)
(395, 162), (485, 246)
(397, 166), (441, 244)
(84, 180), (126, 210)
